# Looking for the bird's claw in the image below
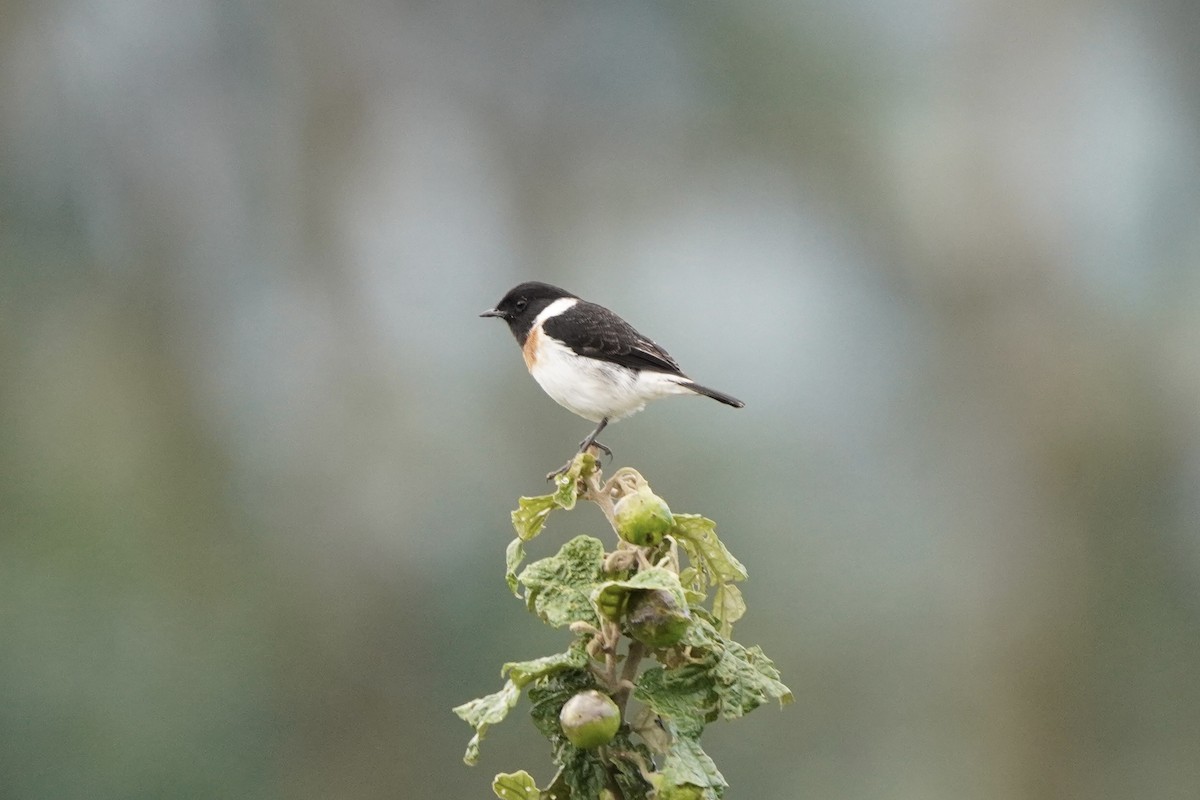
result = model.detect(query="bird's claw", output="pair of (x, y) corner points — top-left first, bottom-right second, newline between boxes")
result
(585, 440), (613, 460)
(546, 462), (572, 482)
(545, 441), (614, 482)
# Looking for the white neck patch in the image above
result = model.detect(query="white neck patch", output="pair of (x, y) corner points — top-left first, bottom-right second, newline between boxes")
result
(534, 296), (579, 326)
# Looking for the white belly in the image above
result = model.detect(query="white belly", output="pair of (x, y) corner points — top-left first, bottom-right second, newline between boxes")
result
(529, 336), (692, 423)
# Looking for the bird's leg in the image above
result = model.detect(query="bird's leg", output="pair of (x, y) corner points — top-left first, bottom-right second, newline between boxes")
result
(578, 418), (611, 458)
(547, 418), (612, 481)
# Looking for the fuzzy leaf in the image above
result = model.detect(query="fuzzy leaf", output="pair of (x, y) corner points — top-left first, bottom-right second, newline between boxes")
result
(456, 645), (592, 765)
(685, 618), (794, 718)
(552, 451), (597, 508)
(634, 618), (792, 747)
(556, 746), (611, 800)
(634, 662), (717, 735)
(511, 494), (558, 541)
(607, 734), (657, 799)
(657, 720), (727, 799)
(631, 705), (673, 755)
(453, 680), (522, 765)
(711, 583), (745, 636)
(540, 769), (574, 800)
(505, 538), (526, 596)
(503, 645), (589, 689)
(554, 731), (654, 800)
(710, 639), (793, 717)
(518, 535), (605, 628)
(591, 566), (688, 623)
(492, 770), (540, 800)
(671, 514), (747, 589)
(506, 454), (599, 587)
(510, 453), (598, 541)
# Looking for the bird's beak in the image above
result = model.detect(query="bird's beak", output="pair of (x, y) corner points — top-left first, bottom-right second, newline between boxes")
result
(480, 308), (503, 318)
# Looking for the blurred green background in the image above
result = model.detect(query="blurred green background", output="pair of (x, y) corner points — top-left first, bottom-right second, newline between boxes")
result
(2, 1), (1199, 798)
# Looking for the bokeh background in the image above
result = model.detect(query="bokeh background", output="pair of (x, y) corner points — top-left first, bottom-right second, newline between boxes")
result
(3, 1), (1199, 798)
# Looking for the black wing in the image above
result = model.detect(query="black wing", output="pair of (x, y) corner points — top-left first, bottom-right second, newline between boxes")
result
(543, 301), (685, 376)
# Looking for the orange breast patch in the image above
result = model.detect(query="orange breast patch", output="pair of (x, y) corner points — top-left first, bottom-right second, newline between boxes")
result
(522, 325), (540, 370)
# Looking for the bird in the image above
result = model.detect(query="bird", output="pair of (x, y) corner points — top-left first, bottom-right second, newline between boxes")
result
(481, 281), (743, 475)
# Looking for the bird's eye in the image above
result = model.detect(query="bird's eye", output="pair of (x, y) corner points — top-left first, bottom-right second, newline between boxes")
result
(514, 298), (528, 312)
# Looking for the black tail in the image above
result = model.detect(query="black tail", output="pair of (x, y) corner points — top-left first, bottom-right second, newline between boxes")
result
(685, 381), (744, 408)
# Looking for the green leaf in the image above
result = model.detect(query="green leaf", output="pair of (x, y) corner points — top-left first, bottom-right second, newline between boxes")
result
(657, 720), (727, 799)
(631, 705), (672, 755)
(680, 618), (793, 719)
(505, 538), (526, 596)
(677, 567), (707, 607)
(671, 514), (747, 589)
(711, 583), (745, 636)
(557, 746), (611, 800)
(456, 645), (592, 765)
(553, 731), (653, 800)
(552, 451), (597, 508)
(591, 566), (688, 623)
(709, 638), (793, 718)
(492, 770), (540, 800)
(607, 733), (656, 799)
(518, 535), (605, 628)
(671, 515), (749, 634)
(453, 680), (522, 765)
(634, 617), (791, 750)
(505, 455), (599, 593)
(634, 663), (717, 735)
(541, 769), (572, 800)
(511, 494), (558, 541)
(503, 645), (589, 689)
(510, 453), (598, 541)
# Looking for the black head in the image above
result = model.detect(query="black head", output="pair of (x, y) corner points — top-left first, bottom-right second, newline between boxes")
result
(480, 282), (577, 343)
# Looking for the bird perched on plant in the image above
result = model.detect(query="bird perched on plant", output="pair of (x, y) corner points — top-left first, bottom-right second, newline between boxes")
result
(481, 281), (744, 475)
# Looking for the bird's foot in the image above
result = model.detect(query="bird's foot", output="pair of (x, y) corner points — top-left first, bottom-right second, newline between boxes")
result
(546, 460), (573, 482)
(583, 439), (613, 460)
(545, 441), (613, 482)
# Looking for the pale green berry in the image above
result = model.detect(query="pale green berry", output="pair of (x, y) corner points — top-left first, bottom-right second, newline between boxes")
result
(559, 690), (620, 749)
(613, 487), (673, 547)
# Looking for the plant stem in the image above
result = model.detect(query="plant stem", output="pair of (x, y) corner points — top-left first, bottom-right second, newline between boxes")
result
(613, 640), (645, 717)
(583, 464), (616, 527)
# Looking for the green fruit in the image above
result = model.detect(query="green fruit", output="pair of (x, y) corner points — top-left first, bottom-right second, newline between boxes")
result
(593, 585), (627, 622)
(559, 690), (620, 749)
(625, 589), (691, 648)
(613, 487), (673, 547)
